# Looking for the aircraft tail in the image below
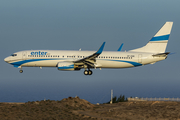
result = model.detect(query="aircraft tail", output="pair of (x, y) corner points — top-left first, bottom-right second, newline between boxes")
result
(130, 22), (173, 53)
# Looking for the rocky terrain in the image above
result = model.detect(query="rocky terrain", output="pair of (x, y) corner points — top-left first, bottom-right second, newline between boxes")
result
(0, 97), (180, 120)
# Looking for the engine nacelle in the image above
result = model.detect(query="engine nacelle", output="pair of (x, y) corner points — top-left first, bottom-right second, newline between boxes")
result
(57, 62), (80, 71)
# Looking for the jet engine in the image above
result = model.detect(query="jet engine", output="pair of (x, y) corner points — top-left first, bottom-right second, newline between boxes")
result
(57, 62), (80, 71)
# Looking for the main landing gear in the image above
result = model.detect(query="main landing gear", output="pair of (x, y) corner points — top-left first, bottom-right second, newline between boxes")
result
(84, 70), (93, 75)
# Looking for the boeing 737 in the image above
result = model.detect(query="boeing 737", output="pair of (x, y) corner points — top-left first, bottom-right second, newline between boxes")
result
(4, 22), (173, 75)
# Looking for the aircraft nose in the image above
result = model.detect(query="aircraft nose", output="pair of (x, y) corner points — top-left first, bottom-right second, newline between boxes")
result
(4, 57), (10, 63)
(4, 57), (7, 62)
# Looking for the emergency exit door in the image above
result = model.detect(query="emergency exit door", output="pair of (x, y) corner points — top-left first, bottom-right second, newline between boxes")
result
(138, 54), (142, 63)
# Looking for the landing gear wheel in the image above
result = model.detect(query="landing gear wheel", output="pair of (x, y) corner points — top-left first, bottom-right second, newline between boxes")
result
(88, 70), (93, 75)
(19, 70), (23, 73)
(84, 70), (89, 75)
(84, 70), (93, 75)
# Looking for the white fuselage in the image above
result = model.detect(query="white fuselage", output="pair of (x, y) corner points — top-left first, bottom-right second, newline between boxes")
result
(4, 50), (166, 69)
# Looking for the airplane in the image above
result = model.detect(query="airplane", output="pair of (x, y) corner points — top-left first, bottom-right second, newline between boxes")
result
(4, 22), (173, 75)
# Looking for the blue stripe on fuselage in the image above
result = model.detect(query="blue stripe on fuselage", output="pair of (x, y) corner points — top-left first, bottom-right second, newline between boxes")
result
(106, 59), (142, 67)
(10, 58), (142, 67)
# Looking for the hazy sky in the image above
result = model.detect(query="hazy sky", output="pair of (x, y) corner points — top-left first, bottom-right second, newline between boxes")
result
(0, 0), (180, 103)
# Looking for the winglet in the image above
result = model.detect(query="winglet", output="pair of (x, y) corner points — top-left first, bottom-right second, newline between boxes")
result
(96, 42), (106, 54)
(117, 43), (124, 51)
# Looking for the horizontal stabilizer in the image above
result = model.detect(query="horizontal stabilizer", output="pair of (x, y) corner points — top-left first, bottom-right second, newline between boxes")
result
(152, 52), (170, 57)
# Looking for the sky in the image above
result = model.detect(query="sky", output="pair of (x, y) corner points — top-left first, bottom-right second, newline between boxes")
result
(0, 0), (180, 103)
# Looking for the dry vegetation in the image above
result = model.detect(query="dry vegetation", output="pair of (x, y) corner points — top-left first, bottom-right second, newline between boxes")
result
(0, 97), (180, 120)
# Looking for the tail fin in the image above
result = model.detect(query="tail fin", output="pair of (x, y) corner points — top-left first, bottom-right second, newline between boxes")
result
(130, 22), (173, 53)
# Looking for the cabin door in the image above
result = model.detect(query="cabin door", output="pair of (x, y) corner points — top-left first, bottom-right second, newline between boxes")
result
(138, 54), (142, 63)
(22, 52), (26, 60)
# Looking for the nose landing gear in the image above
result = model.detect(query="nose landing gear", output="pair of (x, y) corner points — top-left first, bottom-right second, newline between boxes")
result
(19, 70), (23, 73)
(19, 66), (23, 73)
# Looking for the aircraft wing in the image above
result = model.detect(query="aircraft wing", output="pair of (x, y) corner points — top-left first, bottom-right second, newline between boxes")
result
(74, 42), (105, 68)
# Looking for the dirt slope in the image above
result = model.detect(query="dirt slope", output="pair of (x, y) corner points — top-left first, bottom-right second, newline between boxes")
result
(0, 97), (180, 120)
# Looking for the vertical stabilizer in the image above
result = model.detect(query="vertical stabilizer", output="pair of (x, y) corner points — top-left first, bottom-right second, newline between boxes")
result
(130, 22), (173, 53)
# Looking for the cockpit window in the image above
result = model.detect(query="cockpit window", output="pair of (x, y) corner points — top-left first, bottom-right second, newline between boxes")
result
(11, 54), (17, 57)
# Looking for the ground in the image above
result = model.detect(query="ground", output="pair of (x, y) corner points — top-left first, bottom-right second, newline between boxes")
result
(0, 97), (180, 120)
